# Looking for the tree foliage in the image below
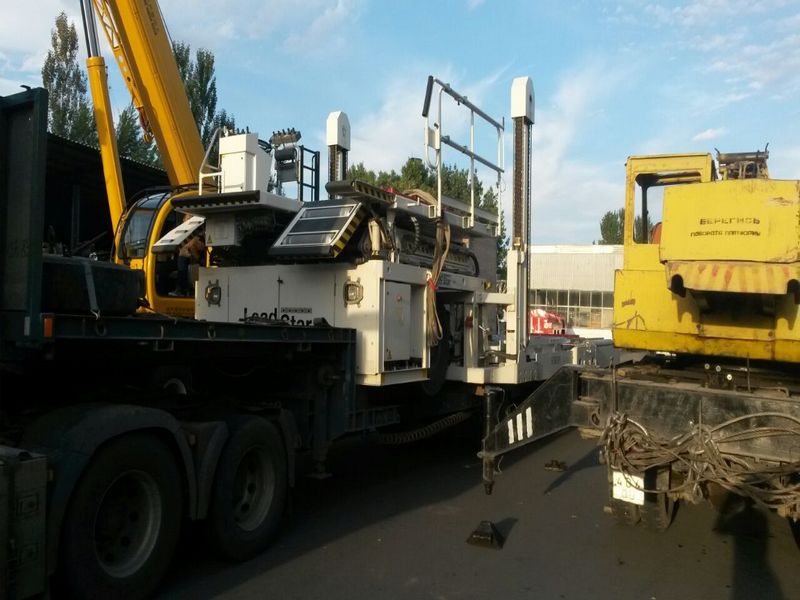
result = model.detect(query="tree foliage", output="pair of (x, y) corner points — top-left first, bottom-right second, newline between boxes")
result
(173, 41), (235, 149)
(347, 158), (509, 277)
(42, 12), (96, 146)
(41, 13), (235, 170)
(116, 103), (159, 166)
(598, 208), (624, 244)
(114, 42), (235, 166)
(598, 207), (654, 244)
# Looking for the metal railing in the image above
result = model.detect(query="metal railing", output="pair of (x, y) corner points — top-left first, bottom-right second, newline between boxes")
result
(421, 75), (504, 224)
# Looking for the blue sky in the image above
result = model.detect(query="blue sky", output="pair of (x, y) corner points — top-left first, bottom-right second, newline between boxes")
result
(2, 0), (799, 243)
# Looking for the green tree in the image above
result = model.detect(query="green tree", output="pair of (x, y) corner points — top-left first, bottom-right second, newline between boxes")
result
(480, 187), (508, 279)
(212, 108), (236, 138)
(41, 12), (96, 146)
(347, 158), (507, 276)
(634, 214), (655, 243)
(114, 41), (235, 166)
(599, 208), (624, 244)
(347, 159), (482, 203)
(347, 162), (379, 185)
(598, 207), (654, 244)
(399, 157), (434, 191)
(116, 103), (159, 166)
(173, 41), (234, 148)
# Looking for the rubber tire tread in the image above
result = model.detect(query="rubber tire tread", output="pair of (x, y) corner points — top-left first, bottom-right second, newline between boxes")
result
(207, 415), (288, 561)
(57, 433), (182, 600)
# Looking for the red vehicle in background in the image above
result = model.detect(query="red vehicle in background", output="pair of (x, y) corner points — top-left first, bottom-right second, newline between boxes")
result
(529, 308), (566, 335)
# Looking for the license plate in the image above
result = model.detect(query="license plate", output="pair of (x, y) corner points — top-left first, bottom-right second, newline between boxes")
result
(612, 470), (644, 505)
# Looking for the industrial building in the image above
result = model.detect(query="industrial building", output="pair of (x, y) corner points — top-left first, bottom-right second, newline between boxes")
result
(529, 244), (623, 338)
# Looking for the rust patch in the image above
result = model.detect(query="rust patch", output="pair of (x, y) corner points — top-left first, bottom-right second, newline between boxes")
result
(723, 269), (733, 289)
(767, 196), (793, 206)
(621, 298), (636, 307)
(697, 264), (706, 274)
(711, 265), (719, 277)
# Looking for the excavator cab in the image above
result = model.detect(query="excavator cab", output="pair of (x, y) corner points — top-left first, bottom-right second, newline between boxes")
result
(117, 190), (171, 261)
(115, 190), (197, 316)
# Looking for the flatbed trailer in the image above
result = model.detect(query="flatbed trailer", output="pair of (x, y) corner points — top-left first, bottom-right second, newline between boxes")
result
(0, 87), (399, 600)
(482, 357), (800, 532)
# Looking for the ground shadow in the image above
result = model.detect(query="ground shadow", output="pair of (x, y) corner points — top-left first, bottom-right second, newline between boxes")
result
(159, 423), (534, 597)
(542, 446), (600, 495)
(714, 493), (784, 600)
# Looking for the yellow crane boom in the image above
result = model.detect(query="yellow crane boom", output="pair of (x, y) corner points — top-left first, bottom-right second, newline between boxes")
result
(90, 0), (205, 188)
(81, 0), (208, 315)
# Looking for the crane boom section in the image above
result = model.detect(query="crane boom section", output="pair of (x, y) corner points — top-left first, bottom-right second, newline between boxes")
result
(92, 0), (205, 187)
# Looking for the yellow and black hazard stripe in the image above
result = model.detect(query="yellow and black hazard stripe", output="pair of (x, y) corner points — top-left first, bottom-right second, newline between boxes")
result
(331, 207), (365, 257)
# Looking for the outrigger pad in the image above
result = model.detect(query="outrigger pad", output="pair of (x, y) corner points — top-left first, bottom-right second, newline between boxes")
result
(466, 520), (505, 549)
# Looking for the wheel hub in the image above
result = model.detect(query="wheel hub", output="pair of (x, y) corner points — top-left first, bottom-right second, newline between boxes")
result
(94, 470), (162, 578)
(232, 446), (275, 531)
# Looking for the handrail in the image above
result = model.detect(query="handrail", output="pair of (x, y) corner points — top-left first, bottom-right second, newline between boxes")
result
(421, 76), (504, 225)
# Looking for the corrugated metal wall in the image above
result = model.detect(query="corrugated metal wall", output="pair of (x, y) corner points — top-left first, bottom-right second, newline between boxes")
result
(529, 245), (623, 292)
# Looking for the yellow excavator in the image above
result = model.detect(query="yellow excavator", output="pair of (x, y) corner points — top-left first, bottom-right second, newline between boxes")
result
(81, 0), (206, 316)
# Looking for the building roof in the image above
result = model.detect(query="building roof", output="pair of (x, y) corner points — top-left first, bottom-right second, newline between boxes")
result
(44, 133), (168, 254)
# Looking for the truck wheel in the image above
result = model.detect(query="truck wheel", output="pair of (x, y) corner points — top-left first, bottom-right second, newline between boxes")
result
(207, 416), (288, 561)
(641, 467), (675, 531)
(58, 433), (182, 600)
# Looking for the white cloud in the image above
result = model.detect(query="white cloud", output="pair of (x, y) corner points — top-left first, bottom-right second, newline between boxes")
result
(345, 61), (630, 245)
(0, 0), (364, 86)
(0, 77), (40, 97)
(688, 30), (747, 53)
(644, 0), (788, 27)
(705, 34), (800, 98)
(347, 67), (508, 174)
(158, 0), (363, 52)
(529, 61), (628, 244)
(766, 145), (800, 179)
(284, 0), (362, 55)
(0, 1), (73, 56)
(692, 127), (727, 141)
(467, 0), (486, 9)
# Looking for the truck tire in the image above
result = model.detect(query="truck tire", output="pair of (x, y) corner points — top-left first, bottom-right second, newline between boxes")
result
(206, 415), (288, 561)
(58, 433), (182, 600)
(641, 467), (675, 532)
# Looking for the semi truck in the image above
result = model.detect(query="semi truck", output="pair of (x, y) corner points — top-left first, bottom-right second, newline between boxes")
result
(0, 2), (592, 591)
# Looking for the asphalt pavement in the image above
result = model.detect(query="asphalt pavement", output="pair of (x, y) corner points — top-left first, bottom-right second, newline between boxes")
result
(159, 426), (800, 600)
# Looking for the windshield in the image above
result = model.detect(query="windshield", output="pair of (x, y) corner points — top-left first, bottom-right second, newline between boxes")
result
(118, 191), (170, 260)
